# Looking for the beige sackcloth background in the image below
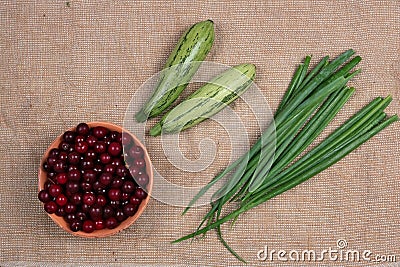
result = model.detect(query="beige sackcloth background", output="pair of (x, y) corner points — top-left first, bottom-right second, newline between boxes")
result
(0, 0), (399, 266)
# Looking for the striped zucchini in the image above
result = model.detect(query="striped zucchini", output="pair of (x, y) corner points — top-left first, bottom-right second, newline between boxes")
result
(149, 63), (256, 136)
(135, 20), (215, 122)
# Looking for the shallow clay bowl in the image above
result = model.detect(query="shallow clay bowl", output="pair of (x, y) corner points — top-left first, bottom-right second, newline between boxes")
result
(38, 121), (153, 238)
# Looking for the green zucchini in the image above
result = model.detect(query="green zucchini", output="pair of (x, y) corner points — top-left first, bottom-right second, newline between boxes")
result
(135, 20), (215, 122)
(149, 63), (256, 136)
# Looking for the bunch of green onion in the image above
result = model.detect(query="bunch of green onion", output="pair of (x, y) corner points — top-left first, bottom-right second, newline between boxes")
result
(173, 49), (398, 262)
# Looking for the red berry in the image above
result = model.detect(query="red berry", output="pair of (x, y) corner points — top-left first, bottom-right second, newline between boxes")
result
(105, 217), (118, 229)
(56, 194), (68, 206)
(48, 184), (62, 197)
(75, 141), (89, 154)
(94, 141), (107, 154)
(108, 188), (122, 201)
(92, 126), (108, 139)
(44, 201), (58, 214)
(38, 189), (52, 203)
(76, 123), (90, 136)
(128, 145), (144, 159)
(123, 203), (138, 216)
(82, 192), (96, 206)
(134, 188), (147, 200)
(94, 219), (105, 230)
(82, 220), (95, 233)
(108, 142), (122, 157)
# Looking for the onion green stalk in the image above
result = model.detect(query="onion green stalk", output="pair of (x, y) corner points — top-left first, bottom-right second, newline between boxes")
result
(173, 50), (398, 263)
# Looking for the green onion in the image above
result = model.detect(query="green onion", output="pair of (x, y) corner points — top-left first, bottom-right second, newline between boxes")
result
(174, 50), (398, 262)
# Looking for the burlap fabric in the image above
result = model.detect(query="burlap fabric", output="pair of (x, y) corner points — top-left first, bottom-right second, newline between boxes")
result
(1, 1), (399, 266)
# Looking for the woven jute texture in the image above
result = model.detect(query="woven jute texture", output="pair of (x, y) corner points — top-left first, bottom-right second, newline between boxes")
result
(1, 1), (399, 266)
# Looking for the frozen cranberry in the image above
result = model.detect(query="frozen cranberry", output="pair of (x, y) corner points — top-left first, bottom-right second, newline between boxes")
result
(82, 169), (96, 183)
(105, 217), (118, 229)
(58, 151), (68, 161)
(136, 173), (149, 186)
(92, 126), (108, 139)
(74, 135), (85, 143)
(42, 162), (50, 172)
(67, 151), (80, 165)
(55, 207), (66, 217)
(64, 203), (77, 214)
(63, 131), (76, 143)
(76, 123), (90, 136)
(66, 181), (79, 194)
(82, 192), (96, 206)
(111, 158), (123, 166)
(70, 219), (83, 232)
(94, 141), (107, 154)
(134, 188), (147, 200)
(49, 148), (60, 158)
(104, 164), (115, 174)
(75, 141), (89, 154)
(99, 173), (113, 186)
(93, 180), (106, 194)
(44, 201), (58, 214)
(129, 196), (141, 205)
(47, 156), (57, 167)
(121, 192), (130, 201)
(121, 133), (133, 146)
(56, 194), (68, 206)
(80, 158), (94, 170)
(67, 169), (81, 182)
(111, 177), (124, 188)
(53, 160), (67, 173)
(108, 142), (122, 157)
(55, 173), (67, 185)
(108, 188), (122, 201)
(82, 220), (95, 233)
(86, 135), (97, 147)
(89, 204), (103, 220)
(48, 184), (62, 197)
(134, 158), (145, 169)
(68, 165), (79, 172)
(85, 150), (97, 160)
(59, 141), (71, 152)
(99, 153), (112, 164)
(70, 193), (82, 205)
(115, 165), (128, 177)
(94, 219), (105, 230)
(38, 189), (52, 203)
(64, 213), (77, 223)
(123, 203), (138, 216)
(75, 211), (87, 221)
(44, 180), (53, 190)
(115, 209), (127, 222)
(80, 182), (92, 192)
(96, 195), (107, 206)
(122, 181), (135, 194)
(129, 145), (144, 159)
(129, 165), (141, 177)
(103, 205), (115, 219)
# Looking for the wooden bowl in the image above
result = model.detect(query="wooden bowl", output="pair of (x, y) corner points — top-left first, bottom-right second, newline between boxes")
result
(38, 122), (153, 238)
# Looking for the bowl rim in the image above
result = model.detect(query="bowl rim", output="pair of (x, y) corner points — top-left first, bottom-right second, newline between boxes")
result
(38, 121), (153, 238)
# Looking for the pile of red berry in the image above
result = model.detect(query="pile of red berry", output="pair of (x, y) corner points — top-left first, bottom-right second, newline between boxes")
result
(38, 123), (149, 233)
